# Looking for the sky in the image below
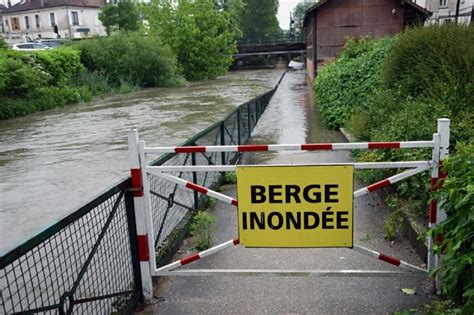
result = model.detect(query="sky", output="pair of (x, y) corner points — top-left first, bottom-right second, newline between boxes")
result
(4, 0), (305, 31)
(278, 0), (306, 30)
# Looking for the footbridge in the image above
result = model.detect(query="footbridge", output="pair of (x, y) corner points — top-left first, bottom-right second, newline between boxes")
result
(234, 33), (306, 59)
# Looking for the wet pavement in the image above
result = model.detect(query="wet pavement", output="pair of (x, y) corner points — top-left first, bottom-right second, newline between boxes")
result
(144, 70), (436, 314)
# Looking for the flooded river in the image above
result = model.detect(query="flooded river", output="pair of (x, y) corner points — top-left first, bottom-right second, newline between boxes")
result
(0, 70), (284, 252)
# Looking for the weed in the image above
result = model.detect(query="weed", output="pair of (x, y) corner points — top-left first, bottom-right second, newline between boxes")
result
(189, 211), (215, 251)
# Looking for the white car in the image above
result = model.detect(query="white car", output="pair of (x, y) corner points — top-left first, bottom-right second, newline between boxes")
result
(11, 43), (50, 51)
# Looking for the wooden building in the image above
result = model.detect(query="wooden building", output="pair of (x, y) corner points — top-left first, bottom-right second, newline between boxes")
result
(304, 0), (431, 79)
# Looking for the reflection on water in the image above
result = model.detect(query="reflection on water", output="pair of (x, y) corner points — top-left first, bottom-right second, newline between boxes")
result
(0, 70), (284, 252)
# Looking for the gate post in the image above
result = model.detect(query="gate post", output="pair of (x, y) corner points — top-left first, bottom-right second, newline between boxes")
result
(128, 129), (154, 301)
(433, 118), (450, 294)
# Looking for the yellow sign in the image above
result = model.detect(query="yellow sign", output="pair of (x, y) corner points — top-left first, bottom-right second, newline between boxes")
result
(236, 165), (353, 248)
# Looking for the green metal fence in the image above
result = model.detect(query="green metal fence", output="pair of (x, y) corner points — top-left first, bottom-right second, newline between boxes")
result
(149, 73), (285, 264)
(237, 33), (306, 45)
(0, 72), (284, 313)
(0, 179), (141, 314)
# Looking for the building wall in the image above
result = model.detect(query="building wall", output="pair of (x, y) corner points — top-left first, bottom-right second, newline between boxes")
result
(2, 6), (105, 41)
(419, 0), (474, 24)
(315, 0), (404, 60)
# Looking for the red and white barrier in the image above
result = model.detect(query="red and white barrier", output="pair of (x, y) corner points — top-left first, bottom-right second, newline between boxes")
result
(144, 141), (434, 155)
(353, 245), (426, 273)
(129, 118), (450, 296)
(155, 238), (240, 275)
(128, 129), (154, 301)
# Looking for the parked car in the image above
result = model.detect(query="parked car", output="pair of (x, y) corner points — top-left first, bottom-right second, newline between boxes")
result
(35, 39), (66, 48)
(11, 43), (50, 51)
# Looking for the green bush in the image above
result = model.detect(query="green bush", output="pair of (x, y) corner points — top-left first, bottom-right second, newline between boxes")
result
(429, 143), (474, 313)
(33, 47), (84, 86)
(74, 34), (179, 87)
(383, 24), (474, 116)
(313, 36), (396, 129)
(189, 211), (215, 251)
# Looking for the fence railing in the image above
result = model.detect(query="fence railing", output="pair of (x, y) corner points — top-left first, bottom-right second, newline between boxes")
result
(0, 179), (141, 314)
(237, 33), (306, 45)
(149, 73), (285, 264)
(0, 72), (284, 313)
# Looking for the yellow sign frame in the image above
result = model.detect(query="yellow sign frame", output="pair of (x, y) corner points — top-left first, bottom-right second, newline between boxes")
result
(236, 165), (354, 248)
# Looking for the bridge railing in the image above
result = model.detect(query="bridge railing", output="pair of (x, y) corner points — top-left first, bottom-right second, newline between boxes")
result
(237, 33), (305, 45)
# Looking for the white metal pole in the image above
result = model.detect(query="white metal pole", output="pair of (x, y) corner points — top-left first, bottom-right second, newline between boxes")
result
(428, 132), (440, 274)
(128, 129), (154, 302)
(434, 118), (450, 294)
(139, 140), (158, 278)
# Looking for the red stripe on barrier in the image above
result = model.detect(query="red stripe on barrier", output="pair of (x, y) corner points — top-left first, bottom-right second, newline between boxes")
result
(181, 253), (200, 265)
(233, 238), (240, 245)
(130, 168), (143, 197)
(137, 235), (149, 262)
(301, 143), (333, 151)
(368, 142), (400, 149)
(367, 179), (391, 192)
(429, 200), (437, 224)
(175, 146), (206, 153)
(431, 178), (438, 191)
(238, 145), (269, 152)
(231, 199), (238, 206)
(185, 182), (208, 195)
(379, 253), (401, 266)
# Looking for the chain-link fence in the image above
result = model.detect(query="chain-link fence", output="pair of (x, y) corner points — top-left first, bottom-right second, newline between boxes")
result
(0, 179), (141, 314)
(149, 75), (284, 266)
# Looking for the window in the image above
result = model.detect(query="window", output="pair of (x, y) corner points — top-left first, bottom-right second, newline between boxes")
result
(50, 12), (56, 26)
(25, 16), (30, 29)
(439, 0), (448, 8)
(11, 17), (20, 30)
(71, 11), (79, 26)
(35, 15), (40, 28)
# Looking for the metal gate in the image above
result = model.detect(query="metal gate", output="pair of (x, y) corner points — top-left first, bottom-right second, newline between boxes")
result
(127, 118), (450, 301)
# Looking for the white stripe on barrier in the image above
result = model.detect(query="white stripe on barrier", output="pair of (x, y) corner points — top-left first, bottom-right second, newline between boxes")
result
(147, 161), (432, 173)
(156, 269), (425, 277)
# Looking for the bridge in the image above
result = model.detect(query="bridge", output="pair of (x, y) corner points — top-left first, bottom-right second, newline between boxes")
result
(234, 33), (306, 59)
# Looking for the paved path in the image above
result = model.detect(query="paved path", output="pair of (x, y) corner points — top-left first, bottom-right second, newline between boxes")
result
(142, 71), (435, 314)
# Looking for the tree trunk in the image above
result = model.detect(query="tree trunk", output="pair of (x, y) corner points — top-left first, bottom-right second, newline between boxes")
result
(455, 0), (461, 24)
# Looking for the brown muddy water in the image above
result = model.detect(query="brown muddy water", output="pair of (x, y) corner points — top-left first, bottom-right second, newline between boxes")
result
(0, 70), (284, 252)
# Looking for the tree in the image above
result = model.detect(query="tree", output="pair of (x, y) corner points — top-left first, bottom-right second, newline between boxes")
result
(292, 0), (317, 33)
(239, 0), (280, 40)
(99, 1), (141, 35)
(146, 0), (237, 81)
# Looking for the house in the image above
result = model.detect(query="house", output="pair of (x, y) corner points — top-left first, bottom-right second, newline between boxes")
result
(304, 0), (431, 79)
(1, 0), (107, 43)
(414, 0), (473, 24)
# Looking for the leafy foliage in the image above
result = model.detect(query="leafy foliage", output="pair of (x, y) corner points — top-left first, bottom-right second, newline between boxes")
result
(240, 0), (280, 40)
(313, 36), (395, 129)
(147, 0), (237, 81)
(292, 0), (317, 32)
(0, 37), (8, 50)
(429, 143), (474, 312)
(74, 33), (178, 87)
(99, 1), (141, 35)
(189, 211), (216, 250)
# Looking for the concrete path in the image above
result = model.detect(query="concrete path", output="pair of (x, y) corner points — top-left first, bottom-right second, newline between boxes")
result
(142, 71), (436, 314)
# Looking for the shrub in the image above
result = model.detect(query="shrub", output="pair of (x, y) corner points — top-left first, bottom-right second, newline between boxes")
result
(189, 211), (215, 250)
(33, 47), (84, 86)
(74, 34), (179, 87)
(313, 36), (396, 129)
(429, 143), (474, 313)
(383, 24), (474, 116)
